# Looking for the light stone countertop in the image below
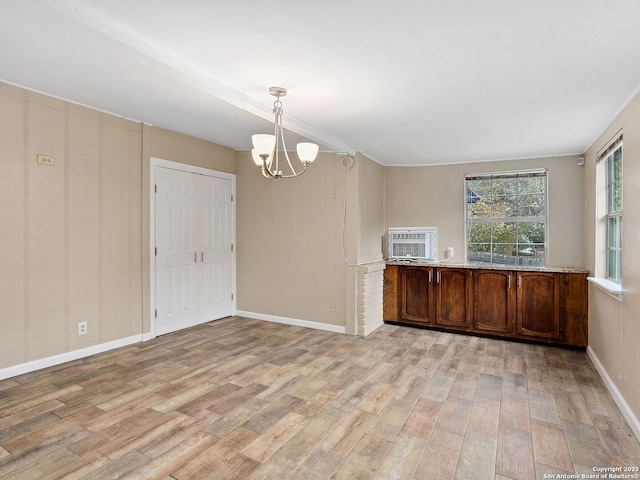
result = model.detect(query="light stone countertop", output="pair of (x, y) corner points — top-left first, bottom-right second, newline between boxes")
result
(385, 259), (589, 274)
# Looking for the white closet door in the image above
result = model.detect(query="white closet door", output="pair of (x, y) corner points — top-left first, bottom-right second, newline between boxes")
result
(155, 167), (199, 335)
(199, 175), (233, 322)
(155, 165), (234, 336)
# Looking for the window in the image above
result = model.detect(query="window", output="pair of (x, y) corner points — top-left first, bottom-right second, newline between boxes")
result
(589, 132), (623, 296)
(605, 142), (623, 281)
(466, 170), (547, 267)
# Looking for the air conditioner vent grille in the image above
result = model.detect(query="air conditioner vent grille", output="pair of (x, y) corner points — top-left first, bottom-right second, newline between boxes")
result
(388, 227), (437, 260)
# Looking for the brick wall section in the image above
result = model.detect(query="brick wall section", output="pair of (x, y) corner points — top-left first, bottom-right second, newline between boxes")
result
(357, 262), (386, 336)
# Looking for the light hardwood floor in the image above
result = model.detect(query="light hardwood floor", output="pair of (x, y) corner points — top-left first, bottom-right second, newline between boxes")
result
(1, 317), (639, 479)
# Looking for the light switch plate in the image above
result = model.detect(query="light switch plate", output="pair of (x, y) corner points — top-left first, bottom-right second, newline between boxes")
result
(37, 154), (55, 166)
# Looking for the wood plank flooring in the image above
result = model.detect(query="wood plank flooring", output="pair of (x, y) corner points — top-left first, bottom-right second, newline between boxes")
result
(1, 317), (639, 479)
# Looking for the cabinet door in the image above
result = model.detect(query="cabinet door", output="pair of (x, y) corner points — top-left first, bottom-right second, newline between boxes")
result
(401, 267), (434, 324)
(559, 273), (588, 347)
(473, 270), (515, 334)
(517, 271), (560, 340)
(435, 268), (472, 328)
(383, 265), (401, 322)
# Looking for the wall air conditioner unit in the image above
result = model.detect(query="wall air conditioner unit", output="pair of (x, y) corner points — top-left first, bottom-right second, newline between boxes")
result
(388, 227), (438, 260)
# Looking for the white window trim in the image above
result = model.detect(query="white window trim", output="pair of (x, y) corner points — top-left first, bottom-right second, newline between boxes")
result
(595, 131), (623, 286)
(587, 276), (622, 301)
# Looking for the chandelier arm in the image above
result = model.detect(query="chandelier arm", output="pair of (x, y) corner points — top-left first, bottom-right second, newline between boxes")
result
(259, 154), (278, 178)
(273, 109), (280, 175)
(262, 165), (277, 179)
(278, 117), (300, 176)
(277, 163), (309, 179)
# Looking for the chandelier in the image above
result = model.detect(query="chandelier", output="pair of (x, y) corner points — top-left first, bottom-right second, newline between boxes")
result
(251, 87), (319, 179)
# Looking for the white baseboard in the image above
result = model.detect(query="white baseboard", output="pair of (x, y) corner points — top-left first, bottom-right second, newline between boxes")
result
(142, 332), (155, 342)
(236, 310), (346, 334)
(0, 334), (146, 381)
(587, 346), (640, 442)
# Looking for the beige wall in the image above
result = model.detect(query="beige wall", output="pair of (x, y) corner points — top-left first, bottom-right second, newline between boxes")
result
(236, 151), (385, 332)
(0, 82), (237, 371)
(0, 82), (142, 369)
(583, 91), (640, 423)
(385, 155), (585, 268)
(236, 151), (349, 328)
(357, 154), (385, 264)
(144, 125), (237, 174)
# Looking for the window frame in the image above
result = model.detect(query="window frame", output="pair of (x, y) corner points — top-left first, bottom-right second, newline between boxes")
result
(465, 169), (548, 267)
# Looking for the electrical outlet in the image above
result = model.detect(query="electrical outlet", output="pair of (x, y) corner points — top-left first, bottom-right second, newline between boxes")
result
(331, 187), (340, 198)
(331, 301), (340, 313)
(446, 247), (454, 258)
(78, 321), (88, 336)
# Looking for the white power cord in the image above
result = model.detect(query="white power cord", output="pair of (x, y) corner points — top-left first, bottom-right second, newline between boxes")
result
(339, 154), (357, 267)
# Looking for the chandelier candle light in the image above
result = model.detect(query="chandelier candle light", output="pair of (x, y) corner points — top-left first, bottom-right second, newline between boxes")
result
(251, 87), (319, 179)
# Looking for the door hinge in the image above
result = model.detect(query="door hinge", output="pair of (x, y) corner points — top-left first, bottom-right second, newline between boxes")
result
(155, 247), (157, 256)
(154, 309), (157, 318)
(231, 194), (234, 202)
(231, 244), (234, 252)
(231, 293), (234, 301)
(155, 184), (158, 193)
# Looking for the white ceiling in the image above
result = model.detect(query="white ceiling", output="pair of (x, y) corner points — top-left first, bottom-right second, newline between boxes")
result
(2, 0), (640, 166)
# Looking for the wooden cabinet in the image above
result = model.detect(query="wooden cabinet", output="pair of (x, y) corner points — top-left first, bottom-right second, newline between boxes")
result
(401, 267), (435, 324)
(399, 266), (472, 329)
(516, 271), (560, 340)
(473, 269), (515, 334)
(559, 273), (589, 347)
(383, 264), (401, 323)
(384, 264), (588, 347)
(434, 268), (472, 328)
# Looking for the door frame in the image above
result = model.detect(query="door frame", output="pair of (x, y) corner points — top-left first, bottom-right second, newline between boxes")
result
(150, 157), (236, 338)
